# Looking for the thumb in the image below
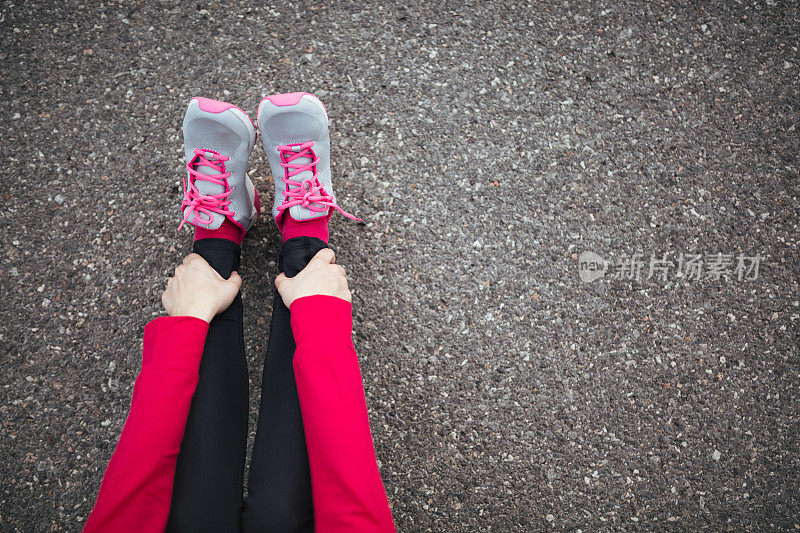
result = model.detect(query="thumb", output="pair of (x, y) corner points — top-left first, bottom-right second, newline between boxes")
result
(308, 248), (336, 268)
(274, 272), (288, 290)
(227, 271), (242, 291)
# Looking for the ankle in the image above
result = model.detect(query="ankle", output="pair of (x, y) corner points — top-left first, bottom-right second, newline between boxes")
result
(194, 218), (245, 245)
(276, 211), (330, 243)
(192, 238), (241, 277)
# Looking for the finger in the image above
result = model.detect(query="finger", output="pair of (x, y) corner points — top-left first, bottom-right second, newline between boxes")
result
(183, 253), (203, 264)
(274, 272), (287, 290)
(227, 271), (243, 291)
(308, 248), (335, 268)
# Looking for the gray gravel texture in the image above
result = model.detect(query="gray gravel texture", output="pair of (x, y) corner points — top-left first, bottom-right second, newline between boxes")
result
(2, 0), (799, 531)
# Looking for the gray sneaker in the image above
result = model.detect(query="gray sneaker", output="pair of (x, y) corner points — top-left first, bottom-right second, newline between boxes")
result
(179, 97), (260, 234)
(256, 92), (359, 223)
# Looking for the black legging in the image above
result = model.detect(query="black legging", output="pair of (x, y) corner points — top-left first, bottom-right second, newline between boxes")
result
(166, 236), (328, 533)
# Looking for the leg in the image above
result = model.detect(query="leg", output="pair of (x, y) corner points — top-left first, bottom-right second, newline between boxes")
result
(166, 238), (249, 533)
(241, 236), (328, 533)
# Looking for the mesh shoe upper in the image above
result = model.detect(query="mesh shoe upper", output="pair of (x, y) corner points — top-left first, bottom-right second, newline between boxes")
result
(257, 93), (359, 222)
(180, 97), (259, 233)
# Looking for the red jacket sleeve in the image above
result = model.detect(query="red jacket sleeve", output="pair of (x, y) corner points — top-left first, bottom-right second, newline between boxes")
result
(83, 316), (209, 533)
(290, 295), (396, 533)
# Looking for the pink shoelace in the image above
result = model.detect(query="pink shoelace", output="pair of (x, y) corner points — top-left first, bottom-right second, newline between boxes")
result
(277, 141), (361, 221)
(178, 148), (234, 230)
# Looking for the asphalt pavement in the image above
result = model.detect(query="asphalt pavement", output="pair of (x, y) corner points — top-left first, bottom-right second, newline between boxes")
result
(1, 0), (798, 530)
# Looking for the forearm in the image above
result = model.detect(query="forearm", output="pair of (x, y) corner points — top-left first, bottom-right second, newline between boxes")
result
(290, 295), (395, 533)
(84, 316), (208, 533)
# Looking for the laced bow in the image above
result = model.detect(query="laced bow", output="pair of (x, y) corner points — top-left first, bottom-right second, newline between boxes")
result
(178, 148), (234, 230)
(277, 141), (361, 221)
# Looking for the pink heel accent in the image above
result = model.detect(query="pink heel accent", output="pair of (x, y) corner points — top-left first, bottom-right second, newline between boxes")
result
(191, 97), (256, 130)
(259, 92), (327, 117)
(193, 97), (237, 113)
(254, 190), (261, 221)
(264, 92), (311, 106)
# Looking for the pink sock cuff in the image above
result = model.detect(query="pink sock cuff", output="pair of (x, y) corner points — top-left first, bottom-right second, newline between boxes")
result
(277, 210), (331, 243)
(194, 218), (245, 245)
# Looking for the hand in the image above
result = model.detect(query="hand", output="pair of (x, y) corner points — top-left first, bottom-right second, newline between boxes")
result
(275, 248), (351, 308)
(162, 253), (242, 323)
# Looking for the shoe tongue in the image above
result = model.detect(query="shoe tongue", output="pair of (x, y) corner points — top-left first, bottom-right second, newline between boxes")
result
(182, 204), (224, 230)
(184, 154), (226, 230)
(290, 151), (315, 187)
(192, 158), (225, 197)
